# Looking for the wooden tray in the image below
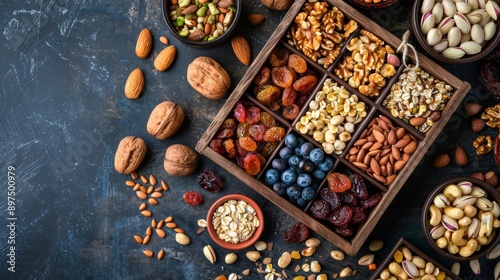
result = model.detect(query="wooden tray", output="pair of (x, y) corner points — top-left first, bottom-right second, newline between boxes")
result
(369, 238), (462, 280)
(196, 0), (470, 255)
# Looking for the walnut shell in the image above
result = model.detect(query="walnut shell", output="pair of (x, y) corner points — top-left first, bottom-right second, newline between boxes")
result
(164, 144), (198, 176)
(114, 136), (147, 174)
(187, 56), (231, 99)
(147, 101), (185, 140)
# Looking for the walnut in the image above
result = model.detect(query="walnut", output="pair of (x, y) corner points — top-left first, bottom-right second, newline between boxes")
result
(310, 1), (328, 17)
(187, 56), (231, 99)
(369, 73), (386, 88)
(349, 63), (365, 88)
(359, 85), (376, 96)
(164, 144), (198, 176)
(381, 64), (396, 77)
(473, 135), (494, 155)
(347, 37), (363, 52)
(147, 101), (185, 140)
(114, 136), (147, 174)
(334, 56), (354, 81)
(360, 29), (384, 45)
(343, 20), (358, 38)
(323, 45), (342, 68)
(481, 104), (500, 128)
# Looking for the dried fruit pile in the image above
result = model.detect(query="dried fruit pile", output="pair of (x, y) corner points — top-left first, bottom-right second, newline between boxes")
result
(480, 43), (500, 98)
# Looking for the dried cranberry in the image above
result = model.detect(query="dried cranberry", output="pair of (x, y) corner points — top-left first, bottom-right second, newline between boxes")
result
(215, 128), (234, 139)
(234, 102), (246, 122)
(350, 207), (368, 223)
(310, 199), (331, 220)
(235, 140), (248, 158)
(335, 226), (354, 237)
(361, 193), (383, 209)
(221, 118), (237, 130)
(245, 106), (261, 124)
(209, 139), (225, 155)
(197, 170), (224, 193)
(183, 191), (203, 205)
(283, 222), (310, 243)
(320, 188), (341, 211)
(328, 206), (353, 227)
(340, 191), (359, 207)
(350, 173), (369, 200)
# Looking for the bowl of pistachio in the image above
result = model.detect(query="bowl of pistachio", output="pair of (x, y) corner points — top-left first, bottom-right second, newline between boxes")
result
(412, 0), (500, 64)
(421, 177), (500, 261)
(162, 0), (241, 48)
(347, 0), (398, 9)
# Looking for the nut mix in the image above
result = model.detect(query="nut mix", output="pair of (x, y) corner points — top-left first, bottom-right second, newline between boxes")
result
(287, 1), (358, 68)
(211, 199), (260, 244)
(296, 78), (368, 154)
(427, 181), (500, 257)
(168, 0), (237, 41)
(382, 66), (453, 133)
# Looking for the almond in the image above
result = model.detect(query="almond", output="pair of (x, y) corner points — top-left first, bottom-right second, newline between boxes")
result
(248, 13), (265, 25)
(154, 45), (176, 72)
(124, 68), (144, 99)
(432, 153), (450, 168)
(370, 158), (381, 175)
(471, 118), (486, 132)
(403, 141), (418, 155)
(409, 117), (426, 126)
(387, 130), (397, 145)
(135, 28), (153, 58)
(394, 160), (406, 171)
(463, 102), (482, 116)
(231, 36), (251, 66)
(372, 129), (385, 143)
(454, 145), (468, 166)
(470, 172), (484, 181)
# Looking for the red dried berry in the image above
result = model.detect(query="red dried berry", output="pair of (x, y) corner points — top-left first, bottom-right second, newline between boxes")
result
(283, 222), (310, 243)
(310, 199), (331, 220)
(245, 106), (261, 124)
(234, 102), (246, 122)
(328, 205), (353, 227)
(243, 154), (261, 176)
(320, 188), (342, 212)
(183, 191), (203, 205)
(197, 169), (224, 193)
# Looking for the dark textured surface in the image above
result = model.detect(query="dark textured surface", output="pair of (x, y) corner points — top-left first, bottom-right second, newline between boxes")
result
(0, 1), (498, 279)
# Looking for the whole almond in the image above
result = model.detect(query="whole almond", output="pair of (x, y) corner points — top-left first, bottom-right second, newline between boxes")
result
(372, 129), (385, 143)
(403, 141), (418, 154)
(370, 158), (381, 175)
(124, 68), (144, 99)
(432, 153), (450, 168)
(454, 145), (468, 166)
(154, 45), (176, 72)
(394, 160), (406, 171)
(471, 118), (486, 132)
(387, 130), (397, 145)
(135, 28), (153, 58)
(409, 117), (426, 126)
(143, 249), (154, 258)
(463, 102), (482, 116)
(248, 13), (265, 25)
(231, 36), (251, 66)
(394, 137), (411, 149)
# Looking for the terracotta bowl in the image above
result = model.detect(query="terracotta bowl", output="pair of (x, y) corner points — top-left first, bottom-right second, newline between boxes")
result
(347, 0), (398, 9)
(421, 177), (500, 261)
(411, 0), (500, 64)
(206, 194), (264, 250)
(162, 0), (241, 48)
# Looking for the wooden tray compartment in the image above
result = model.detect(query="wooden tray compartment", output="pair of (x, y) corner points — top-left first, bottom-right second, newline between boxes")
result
(196, 0), (470, 255)
(369, 238), (461, 280)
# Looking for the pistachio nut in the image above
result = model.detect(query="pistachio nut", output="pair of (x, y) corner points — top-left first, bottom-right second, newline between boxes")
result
(432, 3), (444, 23)
(491, 201), (500, 218)
(475, 197), (493, 211)
(422, 13), (436, 34)
(484, 21), (497, 41)
(495, 261), (500, 280)
(452, 195), (476, 209)
(471, 24), (486, 44)
(470, 186), (486, 197)
(460, 41), (482, 55)
(421, 0), (435, 14)
(457, 2), (472, 14)
(430, 224), (446, 239)
(447, 26), (462, 47)
(461, 32), (472, 44)
(433, 39), (449, 52)
(427, 28), (443, 46)
(443, 184), (463, 200)
(486, 0), (499, 20)
(478, 0), (486, 9)
(433, 193), (450, 208)
(468, 217), (480, 238)
(454, 12), (472, 34)
(466, 9), (484, 24)
(444, 206), (465, 220)
(466, 0), (479, 10)
(451, 262), (461, 276)
(457, 181), (473, 194)
(358, 254), (375, 266)
(486, 243), (500, 259)
(479, 12), (491, 27)
(442, 214), (459, 231)
(442, 0), (458, 17)
(402, 260), (419, 278)
(203, 245), (216, 264)
(438, 17), (455, 34)
(470, 259), (480, 275)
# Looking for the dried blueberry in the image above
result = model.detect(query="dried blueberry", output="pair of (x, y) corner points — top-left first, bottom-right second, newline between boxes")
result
(265, 169), (280, 185)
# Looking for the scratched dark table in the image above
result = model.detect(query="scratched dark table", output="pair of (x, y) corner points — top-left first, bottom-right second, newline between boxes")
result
(1, 1), (498, 279)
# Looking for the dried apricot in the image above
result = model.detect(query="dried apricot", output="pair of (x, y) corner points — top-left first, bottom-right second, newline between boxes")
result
(245, 106), (261, 124)
(256, 85), (281, 105)
(327, 172), (352, 193)
(262, 142), (277, 157)
(263, 127), (285, 142)
(234, 102), (246, 122)
(260, 111), (276, 128)
(255, 153), (266, 166)
(244, 154), (261, 175)
(282, 86), (297, 106)
(239, 136), (257, 152)
(269, 49), (289, 67)
(254, 66), (271, 86)
(288, 54), (307, 73)
(293, 75), (317, 92)
(272, 66), (295, 88)
(283, 104), (300, 120)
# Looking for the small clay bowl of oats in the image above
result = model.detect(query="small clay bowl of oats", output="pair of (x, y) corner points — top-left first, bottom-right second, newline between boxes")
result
(206, 194), (264, 250)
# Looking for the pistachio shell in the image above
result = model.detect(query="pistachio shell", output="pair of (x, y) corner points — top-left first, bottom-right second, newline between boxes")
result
(454, 12), (472, 34)
(430, 224), (446, 239)
(466, 9), (484, 24)
(478, 0), (486, 9)
(438, 17), (455, 34)
(432, 3), (444, 23)
(421, 0), (435, 14)
(471, 186), (486, 197)
(479, 12), (491, 27)
(486, 0), (499, 20)
(475, 197), (493, 211)
(402, 260), (419, 278)
(443, 0), (458, 17)
(448, 26), (462, 47)
(470, 259), (480, 275)
(456, 2), (472, 14)
(442, 213), (459, 231)
(495, 261), (500, 280)
(452, 195), (477, 209)
(422, 13), (436, 34)
(461, 32), (471, 44)
(468, 218), (480, 238)
(433, 39), (449, 52)
(434, 193), (450, 208)
(460, 41), (482, 54)
(466, 0), (479, 10)
(427, 28), (443, 46)
(484, 21), (497, 41)
(471, 23), (485, 43)
(457, 181), (473, 194)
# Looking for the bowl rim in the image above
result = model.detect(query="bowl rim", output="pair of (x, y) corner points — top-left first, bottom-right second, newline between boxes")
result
(494, 129), (500, 168)
(421, 177), (500, 261)
(347, 0), (398, 9)
(161, 0), (241, 48)
(206, 194), (264, 250)
(411, 0), (500, 64)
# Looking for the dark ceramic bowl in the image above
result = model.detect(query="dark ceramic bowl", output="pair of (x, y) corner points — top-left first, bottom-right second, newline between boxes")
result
(347, 0), (398, 9)
(412, 0), (500, 64)
(206, 194), (264, 250)
(162, 0), (241, 48)
(421, 177), (500, 261)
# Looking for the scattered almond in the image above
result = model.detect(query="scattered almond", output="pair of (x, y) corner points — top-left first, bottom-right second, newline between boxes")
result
(141, 210), (152, 217)
(135, 28), (152, 58)
(248, 13), (265, 25)
(454, 145), (468, 166)
(409, 117), (426, 126)
(159, 36), (169, 45)
(231, 36), (251, 66)
(157, 249), (165, 260)
(471, 118), (486, 132)
(143, 249), (154, 258)
(464, 102), (482, 116)
(124, 68), (144, 99)
(432, 154), (450, 168)
(154, 45), (176, 72)
(133, 235), (143, 244)
(470, 172), (484, 181)
(156, 228), (166, 238)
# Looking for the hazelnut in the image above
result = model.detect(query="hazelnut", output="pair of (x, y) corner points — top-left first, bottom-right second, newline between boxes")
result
(164, 144), (198, 176)
(147, 101), (185, 140)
